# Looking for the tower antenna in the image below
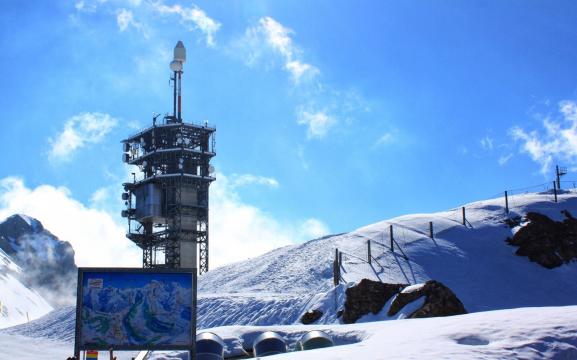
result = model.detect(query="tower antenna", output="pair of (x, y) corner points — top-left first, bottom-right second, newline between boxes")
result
(170, 41), (186, 122)
(122, 40), (216, 274)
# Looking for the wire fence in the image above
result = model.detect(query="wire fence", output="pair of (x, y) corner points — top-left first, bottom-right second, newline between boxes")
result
(333, 179), (577, 286)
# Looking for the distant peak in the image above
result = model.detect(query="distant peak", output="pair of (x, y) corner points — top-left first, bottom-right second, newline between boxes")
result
(0, 214), (44, 235)
(16, 214), (34, 226)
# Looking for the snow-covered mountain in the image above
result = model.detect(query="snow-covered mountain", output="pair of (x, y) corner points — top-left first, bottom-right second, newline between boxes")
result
(4, 190), (577, 358)
(0, 214), (77, 307)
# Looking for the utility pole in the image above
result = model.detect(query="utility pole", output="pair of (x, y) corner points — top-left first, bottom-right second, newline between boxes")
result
(556, 165), (567, 190)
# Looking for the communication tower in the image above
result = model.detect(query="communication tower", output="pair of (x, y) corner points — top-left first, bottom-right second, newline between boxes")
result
(121, 41), (216, 274)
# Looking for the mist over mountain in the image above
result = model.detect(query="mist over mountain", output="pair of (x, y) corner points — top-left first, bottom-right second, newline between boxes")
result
(0, 214), (77, 306)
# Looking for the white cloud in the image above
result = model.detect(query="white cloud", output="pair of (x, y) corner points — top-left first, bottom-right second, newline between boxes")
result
(286, 60), (317, 82)
(48, 112), (117, 163)
(296, 145), (310, 171)
(480, 135), (494, 151)
(209, 172), (329, 268)
(73, 0), (218, 45)
(499, 153), (513, 166)
(0, 177), (141, 268)
(374, 133), (394, 147)
(116, 8), (141, 32)
(74, 0), (103, 12)
(231, 174), (279, 188)
(297, 109), (336, 139)
(0, 171), (330, 271)
(236, 17), (319, 83)
(152, 2), (221, 47)
(233, 17), (371, 141)
(300, 218), (330, 239)
(511, 100), (577, 175)
(90, 187), (110, 206)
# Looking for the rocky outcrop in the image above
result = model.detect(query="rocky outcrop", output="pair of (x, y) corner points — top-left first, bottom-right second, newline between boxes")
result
(341, 279), (466, 324)
(300, 309), (323, 324)
(507, 211), (577, 269)
(0, 214), (77, 306)
(342, 279), (407, 324)
(388, 280), (467, 318)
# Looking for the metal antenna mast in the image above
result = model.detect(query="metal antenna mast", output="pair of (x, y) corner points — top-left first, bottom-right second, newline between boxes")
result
(121, 41), (216, 274)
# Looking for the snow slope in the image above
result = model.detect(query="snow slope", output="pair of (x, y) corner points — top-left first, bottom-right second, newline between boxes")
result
(0, 247), (52, 328)
(196, 191), (577, 328)
(4, 191), (577, 358)
(137, 305), (577, 359)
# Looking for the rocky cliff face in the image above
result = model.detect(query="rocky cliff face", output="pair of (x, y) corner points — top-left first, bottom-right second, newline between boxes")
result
(0, 214), (77, 306)
(507, 210), (577, 269)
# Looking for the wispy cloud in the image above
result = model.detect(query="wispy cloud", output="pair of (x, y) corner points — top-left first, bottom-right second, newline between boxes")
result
(510, 100), (577, 175)
(373, 132), (395, 147)
(74, 0), (220, 46)
(48, 112), (117, 163)
(235, 17), (319, 83)
(151, 2), (221, 47)
(230, 174), (279, 188)
(233, 17), (371, 142)
(498, 153), (513, 166)
(480, 135), (494, 151)
(296, 108), (336, 139)
(296, 145), (310, 171)
(116, 8), (142, 33)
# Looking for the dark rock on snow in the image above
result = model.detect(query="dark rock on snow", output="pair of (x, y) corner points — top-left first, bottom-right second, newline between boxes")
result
(342, 279), (466, 324)
(301, 309), (323, 324)
(507, 210), (577, 269)
(388, 280), (467, 318)
(503, 216), (522, 228)
(342, 279), (407, 324)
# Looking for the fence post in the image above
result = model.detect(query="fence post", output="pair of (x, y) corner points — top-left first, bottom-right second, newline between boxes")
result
(389, 225), (394, 252)
(505, 191), (509, 214)
(556, 165), (561, 191)
(333, 248), (339, 286)
(429, 221), (433, 238)
(553, 181), (558, 203)
(367, 240), (371, 264)
(462, 207), (466, 226)
(339, 251), (342, 269)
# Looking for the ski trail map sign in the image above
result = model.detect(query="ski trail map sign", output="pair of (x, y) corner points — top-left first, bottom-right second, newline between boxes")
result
(74, 268), (195, 352)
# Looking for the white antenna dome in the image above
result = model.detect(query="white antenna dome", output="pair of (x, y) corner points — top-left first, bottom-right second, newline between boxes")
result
(173, 41), (186, 62)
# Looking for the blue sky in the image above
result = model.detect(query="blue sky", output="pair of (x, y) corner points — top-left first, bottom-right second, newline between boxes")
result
(1, 1), (577, 268)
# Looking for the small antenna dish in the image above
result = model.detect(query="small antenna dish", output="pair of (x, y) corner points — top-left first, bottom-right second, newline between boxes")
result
(170, 60), (182, 72)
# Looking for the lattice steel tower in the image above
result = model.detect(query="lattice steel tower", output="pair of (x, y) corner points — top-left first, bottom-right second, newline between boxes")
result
(121, 41), (216, 274)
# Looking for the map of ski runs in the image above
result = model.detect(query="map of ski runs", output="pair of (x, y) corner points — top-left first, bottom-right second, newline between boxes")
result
(79, 271), (193, 349)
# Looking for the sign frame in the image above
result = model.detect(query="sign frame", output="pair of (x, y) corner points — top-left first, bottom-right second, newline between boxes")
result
(74, 267), (197, 356)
